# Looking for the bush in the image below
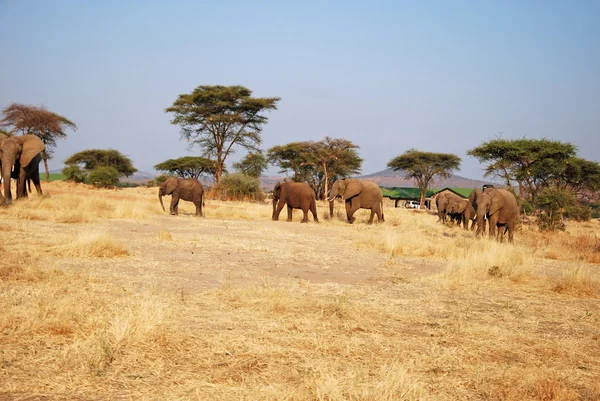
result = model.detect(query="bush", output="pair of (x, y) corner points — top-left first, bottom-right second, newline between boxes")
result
(210, 173), (264, 201)
(145, 174), (171, 187)
(534, 188), (575, 231)
(564, 204), (592, 222)
(62, 165), (87, 183)
(86, 166), (120, 188)
(520, 200), (534, 215)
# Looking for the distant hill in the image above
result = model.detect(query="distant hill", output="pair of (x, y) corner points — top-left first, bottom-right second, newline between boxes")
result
(358, 168), (495, 189)
(121, 171), (158, 184)
(258, 169), (495, 191)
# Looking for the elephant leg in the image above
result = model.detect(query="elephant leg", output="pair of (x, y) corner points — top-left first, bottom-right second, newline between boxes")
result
(286, 205), (293, 222)
(367, 209), (375, 224)
(273, 200), (286, 221)
(346, 198), (359, 224)
(508, 222), (515, 243)
(311, 201), (319, 223)
(301, 207), (309, 223)
(31, 174), (43, 196)
(488, 215), (498, 239)
(170, 195), (179, 215)
(194, 202), (201, 216)
(17, 168), (27, 199)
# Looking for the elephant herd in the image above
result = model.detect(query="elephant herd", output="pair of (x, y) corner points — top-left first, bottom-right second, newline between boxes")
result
(0, 133), (45, 206)
(0, 139), (518, 244)
(436, 186), (519, 243)
(158, 177), (518, 243)
(272, 178), (385, 224)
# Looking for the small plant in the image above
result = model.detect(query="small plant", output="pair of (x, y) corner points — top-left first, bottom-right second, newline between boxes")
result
(520, 200), (534, 216)
(564, 204), (592, 222)
(62, 164), (87, 183)
(211, 173), (264, 201)
(535, 188), (575, 231)
(87, 167), (120, 188)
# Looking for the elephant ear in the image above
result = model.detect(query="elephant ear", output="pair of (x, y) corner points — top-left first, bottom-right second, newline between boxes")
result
(456, 200), (468, 213)
(165, 178), (178, 195)
(343, 180), (361, 199)
(273, 182), (281, 199)
(489, 192), (505, 215)
(19, 135), (45, 167)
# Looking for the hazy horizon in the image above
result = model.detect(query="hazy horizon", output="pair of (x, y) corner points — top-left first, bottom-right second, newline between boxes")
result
(1, 1), (598, 181)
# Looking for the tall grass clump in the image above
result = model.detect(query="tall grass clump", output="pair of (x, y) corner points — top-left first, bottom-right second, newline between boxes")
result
(51, 231), (129, 258)
(208, 173), (264, 202)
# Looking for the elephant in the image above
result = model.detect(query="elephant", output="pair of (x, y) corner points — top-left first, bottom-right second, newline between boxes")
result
(0, 133), (45, 206)
(435, 192), (462, 224)
(467, 188), (483, 231)
(159, 177), (204, 216)
(327, 178), (384, 224)
(272, 181), (318, 223)
(475, 187), (519, 243)
(447, 198), (477, 231)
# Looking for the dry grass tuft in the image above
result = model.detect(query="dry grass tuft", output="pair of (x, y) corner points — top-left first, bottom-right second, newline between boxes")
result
(51, 231), (129, 258)
(550, 265), (600, 297)
(157, 230), (173, 241)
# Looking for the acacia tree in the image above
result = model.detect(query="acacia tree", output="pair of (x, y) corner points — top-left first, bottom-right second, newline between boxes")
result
(387, 150), (461, 207)
(232, 151), (268, 178)
(63, 149), (137, 187)
(165, 85), (279, 185)
(1, 103), (77, 181)
(154, 156), (217, 180)
(268, 138), (362, 199)
(467, 138), (577, 201)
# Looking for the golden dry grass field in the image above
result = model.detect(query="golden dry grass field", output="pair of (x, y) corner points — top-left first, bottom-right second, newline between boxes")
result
(1, 182), (599, 400)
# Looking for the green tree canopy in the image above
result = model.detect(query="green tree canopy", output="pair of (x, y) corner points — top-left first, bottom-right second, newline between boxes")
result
(387, 150), (461, 207)
(1, 103), (77, 181)
(165, 85), (280, 184)
(268, 137), (362, 199)
(154, 156), (217, 180)
(232, 151), (268, 178)
(467, 138), (577, 200)
(64, 149), (137, 177)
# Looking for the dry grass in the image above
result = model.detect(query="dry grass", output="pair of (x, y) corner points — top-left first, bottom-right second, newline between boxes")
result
(0, 182), (599, 400)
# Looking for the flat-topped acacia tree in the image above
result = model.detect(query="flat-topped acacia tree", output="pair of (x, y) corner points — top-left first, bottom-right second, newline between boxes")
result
(154, 156), (217, 180)
(387, 150), (461, 208)
(1, 103), (77, 182)
(165, 85), (280, 185)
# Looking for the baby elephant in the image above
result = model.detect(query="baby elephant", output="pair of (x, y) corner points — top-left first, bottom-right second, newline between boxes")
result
(447, 198), (477, 231)
(272, 181), (318, 223)
(159, 177), (204, 216)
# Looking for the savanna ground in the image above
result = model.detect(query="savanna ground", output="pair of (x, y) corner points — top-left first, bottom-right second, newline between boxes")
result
(1, 182), (599, 401)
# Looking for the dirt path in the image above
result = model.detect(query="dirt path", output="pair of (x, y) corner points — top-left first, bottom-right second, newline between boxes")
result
(35, 215), (446, 293)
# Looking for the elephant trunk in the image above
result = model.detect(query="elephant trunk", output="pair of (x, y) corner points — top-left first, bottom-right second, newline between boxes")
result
(2, 155), (14, 205)
(272, 197), (278, 219)
(329, 200), (334, 218)
(158, 189), (166, 212)
(475, 206), (486, 236)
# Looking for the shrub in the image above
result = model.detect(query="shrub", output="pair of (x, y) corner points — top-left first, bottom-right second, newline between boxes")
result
(86, 167), (120, 188)
(520, 200), (534, 215)
(535, 188), (575, 231)
(210, 173), (264, 201)
(62, 165), (87, 183)
(564, 204), (592, 222)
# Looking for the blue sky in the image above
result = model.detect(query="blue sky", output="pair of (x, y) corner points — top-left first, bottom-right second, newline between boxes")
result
(1, 1), (598, 180)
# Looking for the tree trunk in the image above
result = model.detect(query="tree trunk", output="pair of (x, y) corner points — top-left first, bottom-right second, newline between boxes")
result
(322, 162), (329, 201)
(419, 187), (426, 208)
(43, 156), (50, 182)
